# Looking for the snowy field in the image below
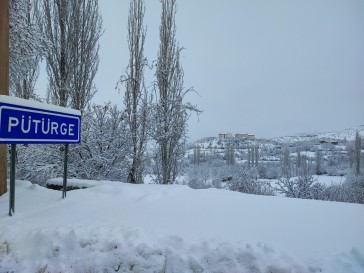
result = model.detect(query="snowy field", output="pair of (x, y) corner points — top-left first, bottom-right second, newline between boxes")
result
(313, 175), (345, 186)
(0, 180), (363, 273)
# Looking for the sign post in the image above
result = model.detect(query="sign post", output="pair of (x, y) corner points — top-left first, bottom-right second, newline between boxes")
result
(62, 143), (69, 199)
(9, 144), (15, 215)
(0, 96), (81, 215)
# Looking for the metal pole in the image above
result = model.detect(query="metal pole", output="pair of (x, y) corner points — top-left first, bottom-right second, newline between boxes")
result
(9, 144), (15, 216)
(0, 0), (9, 196)
(62, 144), (69, 199)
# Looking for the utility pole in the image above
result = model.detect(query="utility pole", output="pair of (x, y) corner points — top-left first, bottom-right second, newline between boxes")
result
(0, 0), (9, 195)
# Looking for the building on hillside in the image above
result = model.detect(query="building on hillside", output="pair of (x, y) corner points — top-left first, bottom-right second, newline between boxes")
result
(219, 133), (256, 140)
(235, 133), (249, 139)
(320, 140), (339, 145)
(219, 133), (233, 139)
(247, 134), (255, 140)
(235, 133), (255, 139)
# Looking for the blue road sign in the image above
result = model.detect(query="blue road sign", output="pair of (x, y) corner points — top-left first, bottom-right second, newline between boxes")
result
(0, 96), (81, 144)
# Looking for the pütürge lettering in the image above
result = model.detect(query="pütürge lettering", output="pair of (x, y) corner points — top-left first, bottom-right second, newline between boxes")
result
(7, 115), (75, 136)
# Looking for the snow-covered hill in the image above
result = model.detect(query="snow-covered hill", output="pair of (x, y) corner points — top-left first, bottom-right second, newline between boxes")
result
(0, 180), (363, 273)
(272, 125), (364, 143)
(185, 125), (363, 174)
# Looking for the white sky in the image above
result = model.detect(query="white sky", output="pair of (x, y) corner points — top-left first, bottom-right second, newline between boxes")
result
(72, 0), (364, 141)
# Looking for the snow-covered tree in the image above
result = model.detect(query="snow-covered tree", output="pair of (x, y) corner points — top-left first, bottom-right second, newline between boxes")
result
(296, 150), (302, 176)
(37, 0), (71, 106)
(277, 151), (316, 199)
(255, 146), (259, 167)
(226, 144), (235, 165)
(152, 0), (200, 184)
(247, 146), (259, 169)
(68, 0), (103, 111)
(315, 149), (323, 175)
(281, 147), (291, 178)
(346, 141), (355, 170)
(325, 145), (348, 176)
(355, 131), (362, 176)
(118, 0), (149, 184)
(38, 0), (102, 110)
(9, 0), (46, 99)
(344, 173), (364, 204)
(16, 103), (132, 184)
(187, 162), (211, 189)
(227, 166), (273, 196)
(192, 147), (201, 164)
(16, 143), (64, 186)
(70, 103), (131, 181)
(275, 173), (316, 199)
(247, 147), (251, 169)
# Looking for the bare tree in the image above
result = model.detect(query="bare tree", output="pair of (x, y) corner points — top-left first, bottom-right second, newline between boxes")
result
(152, 0), (200, 184)
(38, 0), (102, 110)
(118, 0), (149, 184)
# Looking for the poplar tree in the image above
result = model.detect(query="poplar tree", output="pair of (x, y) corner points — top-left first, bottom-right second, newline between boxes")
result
(247, 147), (251, 169)
(38, 0), (102, 110)
(255, 146), (259, 167)
(355, 131), (362, 176)
(38, 0), (71, 107)
(282, 148), (291, 178)
(152, 0), (199, 184)
(226, 145), (235, 165)
(296, 150), (302, 176)
(315, 149), (322, 175)
(119, 0), (149, 184)
(68, 0), (102, 111)
(9, 0), (46, 99)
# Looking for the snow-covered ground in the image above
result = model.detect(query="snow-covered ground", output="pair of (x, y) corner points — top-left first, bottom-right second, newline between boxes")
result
(314, 175), (345, 186)
(0, 180), (363, 273)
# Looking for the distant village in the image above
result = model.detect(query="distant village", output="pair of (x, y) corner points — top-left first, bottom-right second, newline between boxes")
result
(218, 133), (255, 140)
(217, 133), (343, 146)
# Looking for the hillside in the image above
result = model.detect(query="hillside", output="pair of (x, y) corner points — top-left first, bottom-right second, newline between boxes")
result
(0, 180), (363, 273)
(190, 125), (364, 153)
(186, 125), (364, 178)
(272, 125), (364, 143)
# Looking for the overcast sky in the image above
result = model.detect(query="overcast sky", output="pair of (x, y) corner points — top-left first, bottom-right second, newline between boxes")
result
(92, 0), (364, 141)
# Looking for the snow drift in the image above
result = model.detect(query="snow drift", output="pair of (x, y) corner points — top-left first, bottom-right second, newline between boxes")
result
(0, 180), (363, 273)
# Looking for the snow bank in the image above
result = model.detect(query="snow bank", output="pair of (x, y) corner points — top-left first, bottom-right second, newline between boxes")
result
(0, 180), (363, 273)
(46, 177), (108, 188)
